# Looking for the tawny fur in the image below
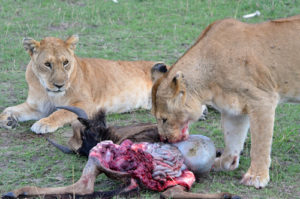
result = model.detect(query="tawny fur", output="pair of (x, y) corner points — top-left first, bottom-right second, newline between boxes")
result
(151, 15), (300, 188)
(0, 35), (156, 134)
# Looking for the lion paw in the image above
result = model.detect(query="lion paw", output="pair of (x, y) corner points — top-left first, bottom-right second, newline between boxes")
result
(31, 118), (58, 134)
(241, 170), (269, 189)
(0, 112), (18, 129)
(212, 155), (239, 171)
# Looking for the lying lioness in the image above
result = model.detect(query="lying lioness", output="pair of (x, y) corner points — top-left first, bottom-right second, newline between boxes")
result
(0, 35), (157, 134)
(151, 15), (300, 188)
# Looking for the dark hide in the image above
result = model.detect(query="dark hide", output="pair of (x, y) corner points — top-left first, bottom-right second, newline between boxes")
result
(48, 108), (160, 156)
(77, 110), (160, 156)
(78, 122), (160, 156)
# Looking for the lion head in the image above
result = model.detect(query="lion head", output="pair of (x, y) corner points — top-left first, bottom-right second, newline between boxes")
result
(23, 35), (79, 96)
(151, 64), (206, 143)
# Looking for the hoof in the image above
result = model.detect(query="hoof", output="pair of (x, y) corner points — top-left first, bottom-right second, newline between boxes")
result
(2, 192), (16, 199)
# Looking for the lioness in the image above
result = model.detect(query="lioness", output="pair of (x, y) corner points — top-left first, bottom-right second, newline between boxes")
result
(151, 15), (300, 188)
(0, 35), (156, 134)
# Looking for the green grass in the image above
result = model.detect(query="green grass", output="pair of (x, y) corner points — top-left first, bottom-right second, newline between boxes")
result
(0, 0), (299, 198)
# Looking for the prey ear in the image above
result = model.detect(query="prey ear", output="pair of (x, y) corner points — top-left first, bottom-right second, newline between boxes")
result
(65, 35), (79, 51)
(23, 38), (40, 56)
(171, 71), (186, 99)
(151, 63), (168, 82)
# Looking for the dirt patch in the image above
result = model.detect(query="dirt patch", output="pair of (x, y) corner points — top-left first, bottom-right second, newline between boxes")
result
(0, 129), (42, 143)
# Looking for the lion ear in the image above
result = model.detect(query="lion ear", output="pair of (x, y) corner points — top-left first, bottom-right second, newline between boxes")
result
(171, 71), (186, 99)
(151, 63), (169, 82)
(65, 35), (79, 51)
(23, 38), (40, 56)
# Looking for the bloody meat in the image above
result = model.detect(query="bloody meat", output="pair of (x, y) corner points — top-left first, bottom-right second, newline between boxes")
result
(90, 139), (195, 191)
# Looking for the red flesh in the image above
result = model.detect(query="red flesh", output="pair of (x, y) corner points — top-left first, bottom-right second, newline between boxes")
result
(89, 140), (195, 191)
(181, 122), (189, 140)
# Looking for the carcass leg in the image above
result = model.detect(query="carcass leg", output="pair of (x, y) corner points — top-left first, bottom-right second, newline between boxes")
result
(160, 185), (240, 199)
(2, 158), (100, 198)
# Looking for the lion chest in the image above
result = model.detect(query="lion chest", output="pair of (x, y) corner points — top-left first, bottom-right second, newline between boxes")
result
(208, 91), (246, 115)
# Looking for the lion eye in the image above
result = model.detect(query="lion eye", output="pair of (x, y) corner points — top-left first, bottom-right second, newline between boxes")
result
(63, 60), (69, 66)
(44, 62), (52, 68)
(162, 118), (167, 124)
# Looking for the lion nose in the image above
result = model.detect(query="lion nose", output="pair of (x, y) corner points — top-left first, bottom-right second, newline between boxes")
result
(54, 83), (64, 89)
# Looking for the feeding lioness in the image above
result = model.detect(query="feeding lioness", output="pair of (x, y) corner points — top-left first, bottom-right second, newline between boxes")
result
(151, 15), (300, 188)
(0, 35), (156, 134)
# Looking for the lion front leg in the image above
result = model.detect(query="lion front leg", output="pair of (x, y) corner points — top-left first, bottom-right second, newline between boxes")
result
(0, 102), (43, 130)
(31, 103), (88, 134)
(241, 104), (276, 188)
(213, 113), (249, 171)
